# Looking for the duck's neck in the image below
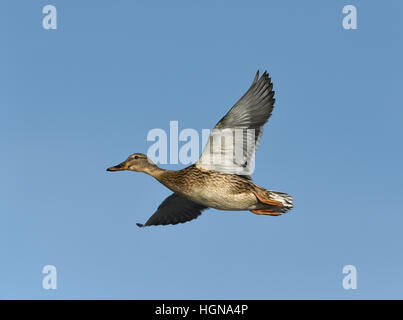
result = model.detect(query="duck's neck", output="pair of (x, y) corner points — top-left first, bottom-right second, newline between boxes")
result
(143, 165), (166, 180)
(143, 166), (180, 193)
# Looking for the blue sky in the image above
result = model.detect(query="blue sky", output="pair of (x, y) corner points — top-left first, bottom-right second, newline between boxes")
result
(1, 0), (402, 299)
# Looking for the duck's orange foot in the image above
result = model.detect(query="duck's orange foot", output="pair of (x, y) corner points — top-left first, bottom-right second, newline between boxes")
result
(252, 191), (283, 207)
(250, 209), (282, 216)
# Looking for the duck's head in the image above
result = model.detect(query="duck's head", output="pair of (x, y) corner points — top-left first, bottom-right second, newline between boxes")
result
(106, 153), (158, 174)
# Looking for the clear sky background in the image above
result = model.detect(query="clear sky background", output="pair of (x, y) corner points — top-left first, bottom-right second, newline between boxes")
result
(1, 0), (403, 299)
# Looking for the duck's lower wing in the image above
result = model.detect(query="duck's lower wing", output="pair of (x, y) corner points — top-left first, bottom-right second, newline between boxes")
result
(136, 193), (208, 227)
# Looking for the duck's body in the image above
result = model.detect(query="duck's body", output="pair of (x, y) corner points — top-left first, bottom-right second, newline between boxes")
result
(107, 71), (293, 227)
(154, 165), (291, 212)
(156, 165), (259, 210)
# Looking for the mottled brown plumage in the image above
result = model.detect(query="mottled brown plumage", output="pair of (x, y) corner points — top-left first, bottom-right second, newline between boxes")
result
(158, 165), (250, 195)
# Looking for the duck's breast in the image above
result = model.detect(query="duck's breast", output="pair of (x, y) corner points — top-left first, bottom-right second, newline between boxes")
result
(185, 183), (257, 211)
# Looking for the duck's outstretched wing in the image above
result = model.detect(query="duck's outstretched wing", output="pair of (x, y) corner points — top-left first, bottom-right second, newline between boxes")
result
(136, 193), (208, 227)
(196, 71), (275, 178)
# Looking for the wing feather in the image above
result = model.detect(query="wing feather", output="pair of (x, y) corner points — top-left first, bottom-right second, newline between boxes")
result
(197, 70), (275, 176)
(136, 193), (208, 227)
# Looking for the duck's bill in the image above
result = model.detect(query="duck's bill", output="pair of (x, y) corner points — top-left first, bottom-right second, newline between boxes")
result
(106, 162), (127, 171)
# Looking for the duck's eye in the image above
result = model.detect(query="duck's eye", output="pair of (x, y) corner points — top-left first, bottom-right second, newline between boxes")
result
(134, 155), (139, 159)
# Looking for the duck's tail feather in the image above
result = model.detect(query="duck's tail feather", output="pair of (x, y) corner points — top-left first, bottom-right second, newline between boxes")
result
(267, 191), (293, 213)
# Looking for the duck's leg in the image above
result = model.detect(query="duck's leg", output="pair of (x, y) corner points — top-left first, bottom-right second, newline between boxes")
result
(252, 191), (284, 207)
(250, 190), (285, 216)
(250, 209), (282, 216)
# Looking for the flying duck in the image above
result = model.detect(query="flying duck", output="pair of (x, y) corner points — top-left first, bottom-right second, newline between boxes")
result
(107, 71), (293, 227)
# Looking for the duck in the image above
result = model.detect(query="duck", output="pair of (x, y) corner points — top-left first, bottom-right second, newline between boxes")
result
(107, 70), (293, 227)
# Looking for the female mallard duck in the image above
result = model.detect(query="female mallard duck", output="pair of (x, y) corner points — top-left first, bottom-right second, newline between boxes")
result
(107, 71), (293, 227)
